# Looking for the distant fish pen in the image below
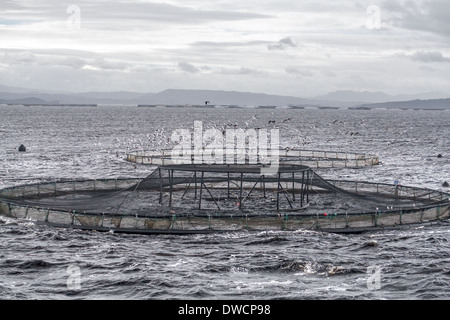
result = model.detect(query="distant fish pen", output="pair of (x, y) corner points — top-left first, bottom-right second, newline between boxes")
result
(0, 163), (448, 235)
(126, 148), (380, 168)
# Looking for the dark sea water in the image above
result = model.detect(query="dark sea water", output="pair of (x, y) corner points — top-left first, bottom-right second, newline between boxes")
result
(0, 105), (449, 301)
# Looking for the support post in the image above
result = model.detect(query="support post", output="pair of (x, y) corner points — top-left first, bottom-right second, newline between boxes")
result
(194, 171), (198, 199)
(227, 172), (230, 199)
(198, 171), (204, 210)
(292, 172), (295, 201)
(169, 169), (173, 207)
(277, 172), (281, 211)
(239, 173), (244, 210)
(263, 175), (266, 198)
(158, 168), (163, 204)
(301, 171), (305, 206)
(306, 170), (311, 203)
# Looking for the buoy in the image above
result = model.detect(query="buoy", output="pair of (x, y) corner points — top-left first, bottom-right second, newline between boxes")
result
(443, 181), (449, 188)
(18, 144), (26, 152)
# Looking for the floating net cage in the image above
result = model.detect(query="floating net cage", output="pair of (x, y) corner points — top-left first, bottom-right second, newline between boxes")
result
(0, 163), (449, 234)
(126, 148), (380, 168)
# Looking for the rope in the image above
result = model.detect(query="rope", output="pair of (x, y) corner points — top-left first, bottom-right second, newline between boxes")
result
(114, 178), (144, 215)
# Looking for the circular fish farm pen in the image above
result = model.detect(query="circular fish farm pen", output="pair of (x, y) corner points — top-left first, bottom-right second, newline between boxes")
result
(0, 163), (448, 235)
(126, 148), (380, 168)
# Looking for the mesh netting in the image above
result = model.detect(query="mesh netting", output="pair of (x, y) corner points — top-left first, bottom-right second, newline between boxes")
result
(1, 164), (449, 234)
(126, 148), (380, 168)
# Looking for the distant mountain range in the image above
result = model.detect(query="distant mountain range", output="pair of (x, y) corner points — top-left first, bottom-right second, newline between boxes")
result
(0, 85), (449, 109)
(351, 98), (450, 110)
(313, 90), (450, 104)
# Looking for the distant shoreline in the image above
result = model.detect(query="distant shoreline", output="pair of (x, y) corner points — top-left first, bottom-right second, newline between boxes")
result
(5, 103), (98, 107)
(1, 103), (448, 111)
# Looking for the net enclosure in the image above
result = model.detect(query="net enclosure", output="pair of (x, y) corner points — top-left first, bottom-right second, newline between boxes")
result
(0, 163), (449, 234)
(126, 147), (380, 168)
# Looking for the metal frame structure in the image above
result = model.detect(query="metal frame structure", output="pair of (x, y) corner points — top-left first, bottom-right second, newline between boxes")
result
(154, 164), (313, 212)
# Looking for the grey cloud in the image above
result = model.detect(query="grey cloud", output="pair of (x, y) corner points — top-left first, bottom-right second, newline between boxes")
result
(419, 65), (434, 72)
(0, 49), (132, 71)
(410, 50), (450, 63)
(322, 71), (337, 78)
(0, 18), (39, 26)
(285, 67), (313, 77)
(381, 0), (450, 38)
(267, 37), (297, 50)
(0, 48), (99, 59)
(1, 1), (272, 29)
(59, 57), (87, 69)
(100, 2), (272, 23)
(0, 49), (129, 70)
(219, 67), (265, 76)
(1, 51), (36, 64)
(178, 62), (200, 73)
(237, 67), (263, 75)
(93, 57), (128, 70)
(380, 0), (407, 12)
(192, 40), (269, 48)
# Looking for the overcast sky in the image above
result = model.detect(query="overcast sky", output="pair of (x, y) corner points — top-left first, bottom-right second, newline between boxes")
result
(1, 0), (450, 97)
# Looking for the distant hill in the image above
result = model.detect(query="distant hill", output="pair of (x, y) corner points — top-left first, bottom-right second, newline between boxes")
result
(0, 88), (340, 107)
(138, 89), (315, 106)
(0, 97), (58, 105)
(314, 90), (450, 104)
(1, 86), (449, 108)
(353, 98), (450, 110)
(314, 90), (393, 103)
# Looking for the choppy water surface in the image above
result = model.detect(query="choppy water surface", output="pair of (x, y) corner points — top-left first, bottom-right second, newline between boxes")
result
(0, 105), (449, 300)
